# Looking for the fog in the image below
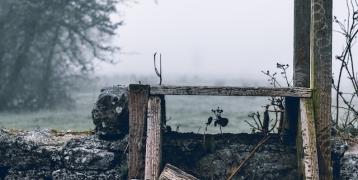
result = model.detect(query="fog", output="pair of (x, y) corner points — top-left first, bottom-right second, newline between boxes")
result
(0, 0), (354, 130)
(95, 0), (348, 83)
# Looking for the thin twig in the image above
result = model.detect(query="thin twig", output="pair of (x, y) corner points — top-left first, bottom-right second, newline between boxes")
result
(227, 135), (271, 180)
(153, 52), (162, 85)
(333, 1), (358, 128)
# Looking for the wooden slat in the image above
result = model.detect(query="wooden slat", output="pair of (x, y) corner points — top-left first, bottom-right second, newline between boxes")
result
(145, 96), (163, 180)
(310, 0), (333, 178)
(293, 1), (312, 179)
(128, 84), (150, 179)
(283, 97), (299, 144)
(294, 0), (311, 88)
(159, 164), (199, 180)
(299, 98), (319, 179)
(150, 85), (311, 97)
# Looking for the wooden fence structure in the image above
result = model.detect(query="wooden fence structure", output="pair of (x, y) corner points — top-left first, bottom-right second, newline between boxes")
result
(127, 0), (332, 179)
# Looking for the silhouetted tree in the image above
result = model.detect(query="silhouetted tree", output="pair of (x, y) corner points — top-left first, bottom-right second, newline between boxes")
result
(0, 0), (121, 110)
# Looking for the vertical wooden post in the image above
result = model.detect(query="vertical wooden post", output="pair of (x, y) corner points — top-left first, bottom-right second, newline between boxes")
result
(299, 98), (319, 179)
(283, 97), (299, 144)
(294, 0), (311, 88)
(292, 0), (312, 179)
(310, 0), (333, 179)
(145, 95), (165, 180)
(286, 0), (311, 141)
(128, 84), (150, 179)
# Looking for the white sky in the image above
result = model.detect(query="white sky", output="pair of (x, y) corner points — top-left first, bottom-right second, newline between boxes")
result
(95, 0), (348, 81)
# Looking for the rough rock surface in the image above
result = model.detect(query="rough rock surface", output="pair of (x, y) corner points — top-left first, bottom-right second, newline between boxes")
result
(341, 154), (358, 180)
(0, 129), (357, 179)
(331, 136), (349, 179)
(0, 129), (128, 180)
(92, 85), (129, 139)
(340, 141), (358, 180)
(163, 133), (297, 180)
(0, 129), (297, 180)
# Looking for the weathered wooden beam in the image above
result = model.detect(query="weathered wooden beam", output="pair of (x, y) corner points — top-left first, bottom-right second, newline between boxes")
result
(294, 0), (311, 88)
(310, 0), (333, 179)
(292, 0), (311, 179)
(159, 164), (199, 180)
(145, 95), (164, 180)
(150, 86), (312, 97)
(299, 98), (319, 179)
(128, 84), (150, 179)
(283, 97), (299, 144)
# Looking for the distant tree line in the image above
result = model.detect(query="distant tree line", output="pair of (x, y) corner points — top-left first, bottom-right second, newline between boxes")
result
(0, 0), (120, 111)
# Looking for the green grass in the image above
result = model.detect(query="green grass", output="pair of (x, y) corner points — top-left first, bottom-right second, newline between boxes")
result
(0, 91), (271, 133)
(0, 110), (93, 130)
(0, 91), (98, 131)
(166, 96), (268, 134)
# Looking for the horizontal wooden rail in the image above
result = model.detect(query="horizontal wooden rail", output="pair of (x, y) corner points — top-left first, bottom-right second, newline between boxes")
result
(150, 85), (312, 97)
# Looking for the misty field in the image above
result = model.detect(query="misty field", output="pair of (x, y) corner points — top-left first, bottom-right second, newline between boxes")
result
(0, 91), (97, 130)
(0, 90), (272, 133)
(166, 96), (268, 134)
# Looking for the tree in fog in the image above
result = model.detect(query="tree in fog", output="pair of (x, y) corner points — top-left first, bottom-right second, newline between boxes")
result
(0, 0), (121, 110)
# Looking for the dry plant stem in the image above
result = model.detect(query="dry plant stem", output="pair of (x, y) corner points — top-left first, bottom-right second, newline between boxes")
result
(280, 64), (291, 87)
(197, 126), (201, 134)
(244, 120), (261, 132)
(256, 112), (263, 128)
(333, 0), (358, 127)
(269, 108), (279, 132)
(227, 135), (271, 180)
(153, 52), (162, 85)
(261, 71), (282, 87)
(245, 63), (291, 134)
(333, 82), (358, 127)
(345, 94), (355, 127)
(252, 114), (261, 128)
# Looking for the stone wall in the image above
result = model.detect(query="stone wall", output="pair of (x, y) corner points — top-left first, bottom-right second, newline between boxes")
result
(0, 129), (128, 180)
(0, 129), (356, 179)
(0, 86), (356, 179)
(162, 133), (297, 179)
(340, 143), (358, 180)
(0, 129), (299, 180)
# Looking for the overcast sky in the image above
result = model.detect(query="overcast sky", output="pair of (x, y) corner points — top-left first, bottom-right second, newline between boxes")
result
(95, 0), (348, 81)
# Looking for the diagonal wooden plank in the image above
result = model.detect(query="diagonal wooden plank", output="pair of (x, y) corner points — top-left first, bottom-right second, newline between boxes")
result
(159, 164), (198, 180)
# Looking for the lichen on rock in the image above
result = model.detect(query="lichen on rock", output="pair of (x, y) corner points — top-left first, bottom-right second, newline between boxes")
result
(1, 128), (358, 179)
(92, 85), (129, 139)
(0, 129), (128, 179)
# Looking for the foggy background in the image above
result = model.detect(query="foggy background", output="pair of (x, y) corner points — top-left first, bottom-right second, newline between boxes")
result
(97, 0), (347, 83)
(100, 0), (294, 82)
(0, 0), (352, 133)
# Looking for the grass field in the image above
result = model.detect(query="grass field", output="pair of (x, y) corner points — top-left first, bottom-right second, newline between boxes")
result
(166, 96), (268, 134)
(0, 91), (98, 131)
(0, 89), (270, 134)
(0, 75), (277, 133)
